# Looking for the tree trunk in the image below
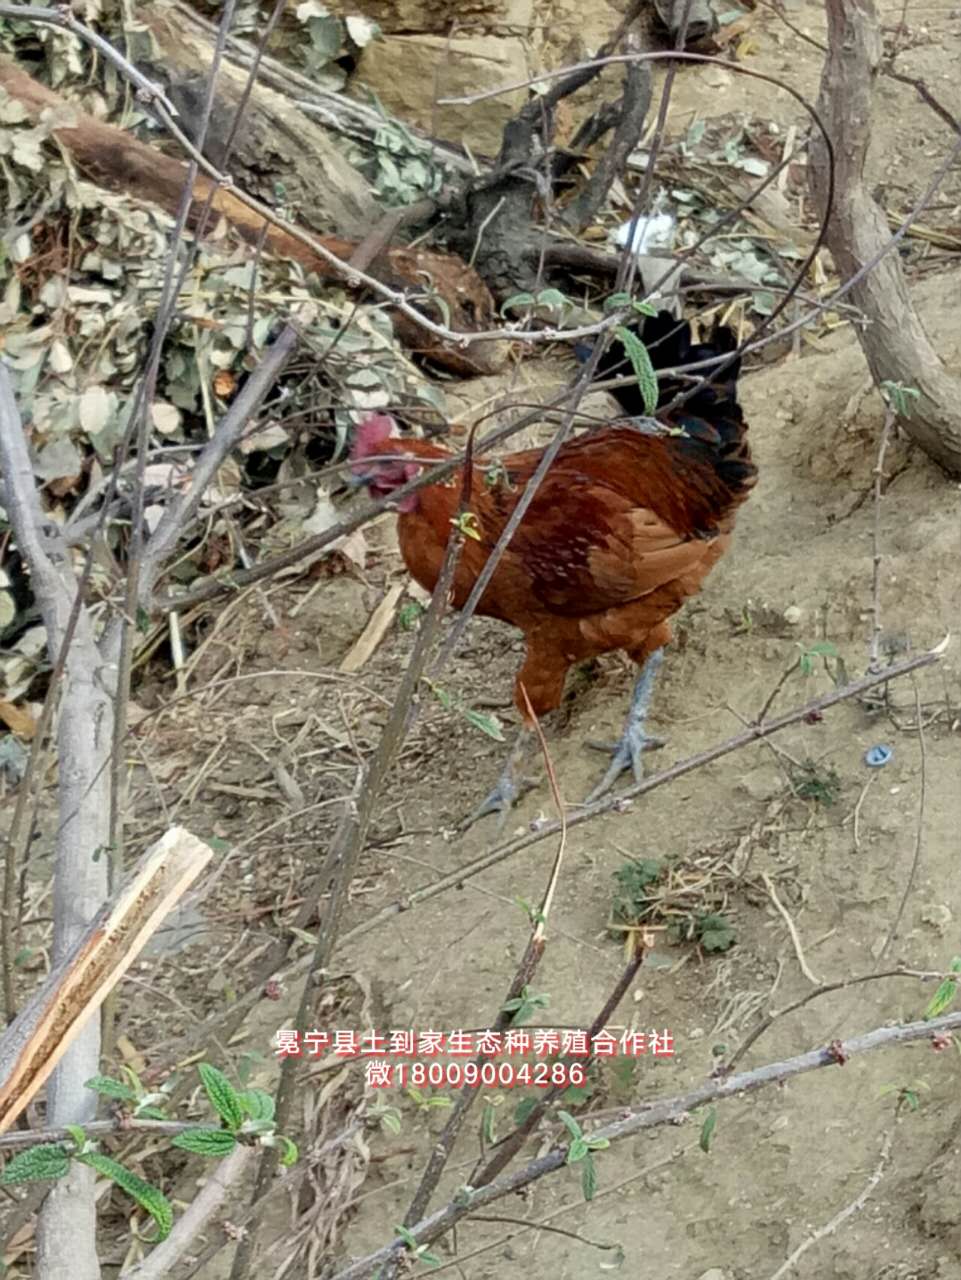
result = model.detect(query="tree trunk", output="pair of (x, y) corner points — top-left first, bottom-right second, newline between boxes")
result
(810, 0), (961, 477)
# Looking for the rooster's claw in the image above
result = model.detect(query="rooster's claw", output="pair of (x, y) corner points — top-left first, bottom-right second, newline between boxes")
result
(584, 733), (665, 803)
(583, 648), (665, 804)
(459, 774), (536, 834)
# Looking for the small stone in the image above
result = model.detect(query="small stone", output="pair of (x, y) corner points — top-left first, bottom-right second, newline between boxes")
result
(783, 605), (802, 625)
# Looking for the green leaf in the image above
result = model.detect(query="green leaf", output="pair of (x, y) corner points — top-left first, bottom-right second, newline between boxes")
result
(699, 914), (737, 953)
(76, 1152), (173, 1240)
(581, 1151), (598, 1201)
(395, 1224), (419, 1250)
(65, 1125), (87, 1152)
(380, 1109), (402, 1135)
(923, 959), (960, 1019)
(1, 1143), (70, 1184)
(197, 1062), (244, 1132)
(514, 1097), (538, 1126)
(614, 326), (659, 416)
(276, 1135), (299, 1167)
(500, 291), (537, 315)
(557, 1110), (583, 1141)
(461, 708), (506, 742)
(534, 287), (571, 312)
(603, 292), (655, 317)
(805, 641), (838, 658)
(236, 1050), (266, 1087)
(238, 1089), (276, 1123)
(567, 1137), (589, 1163)
(699, 1106), (717, 1153)
(171, 1129), (238, 1157)
(85, 1075), (136, 1103)
(481, 1102), (497, 1145)
(397, 601), (424, 631)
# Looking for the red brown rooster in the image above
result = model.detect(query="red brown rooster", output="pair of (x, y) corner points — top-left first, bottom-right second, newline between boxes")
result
(349, 312), (755, 823)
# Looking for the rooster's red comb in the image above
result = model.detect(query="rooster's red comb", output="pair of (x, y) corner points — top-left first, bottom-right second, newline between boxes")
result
(351, 413), (397, 458)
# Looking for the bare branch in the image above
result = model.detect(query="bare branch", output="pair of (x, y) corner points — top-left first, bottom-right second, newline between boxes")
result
(139, 323), (300, 606)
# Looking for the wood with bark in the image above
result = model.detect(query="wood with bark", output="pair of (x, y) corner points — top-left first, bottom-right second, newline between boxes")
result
(0, 61), (504, 377)
(0, 829), (212, 1135)
(810, 0), (961, 476)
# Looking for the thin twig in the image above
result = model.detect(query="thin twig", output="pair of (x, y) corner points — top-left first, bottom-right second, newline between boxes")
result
(874, 675), (928, 968)
(767, 1125), (896, 1280)
(868, 407), (896, 674)
(722, 966), (951, 1073)
(762, 873), (820, 987)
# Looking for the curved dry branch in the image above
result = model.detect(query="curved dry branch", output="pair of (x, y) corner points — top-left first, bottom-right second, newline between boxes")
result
(810, 0), (961, 475)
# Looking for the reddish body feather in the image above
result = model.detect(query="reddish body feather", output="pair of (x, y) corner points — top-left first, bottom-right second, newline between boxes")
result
(365, 422), (755, 721)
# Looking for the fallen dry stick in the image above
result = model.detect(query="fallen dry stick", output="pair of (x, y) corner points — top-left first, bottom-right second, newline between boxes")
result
(0, 827), (211, 1134)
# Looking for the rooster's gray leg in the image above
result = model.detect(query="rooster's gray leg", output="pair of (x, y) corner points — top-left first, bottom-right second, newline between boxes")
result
(460, 728), (536, 833)
(585, 649), (666, 802)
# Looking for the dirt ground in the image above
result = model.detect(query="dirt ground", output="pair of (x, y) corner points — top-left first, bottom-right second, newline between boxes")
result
(4, 1), (961, 1277)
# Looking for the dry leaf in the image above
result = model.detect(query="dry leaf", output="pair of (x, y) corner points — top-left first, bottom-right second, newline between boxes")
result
(0, 699), (37, 739)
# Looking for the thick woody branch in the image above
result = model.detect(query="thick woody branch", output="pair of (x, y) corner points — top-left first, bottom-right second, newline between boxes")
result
(0, 828), (212, 1134)
(810, 0), (961, 475)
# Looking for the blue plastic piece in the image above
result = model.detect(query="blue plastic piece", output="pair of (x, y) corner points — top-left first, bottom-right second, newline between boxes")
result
(864, 744), (893, 768)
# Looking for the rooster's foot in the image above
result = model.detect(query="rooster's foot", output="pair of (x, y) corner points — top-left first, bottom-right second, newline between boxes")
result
(459, 729), (536, 834)
(583, 648), (665, 803)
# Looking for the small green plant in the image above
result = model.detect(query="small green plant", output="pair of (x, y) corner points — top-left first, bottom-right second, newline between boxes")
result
(449, 510), (482, 541)
(791, 760), (842, 806)
(880, 1079), (930, 1111)
(500, 287), (575, 319)
(558, 1109), (609, 1201)
(611, 858), (663, 926)
(668, 911), (737, 953)
(83, 1064), (174, 1120)
(369, 1099), (403, 1135)
(502, 985), (550, 1026)
(0, 1063), (297, 1244)
(1, 1126), (174, 1240)
(397, 601), (424, 631)
(515, 896), (546, 926)
(483, 460), (516, 492)
(879, 380), (920, 417)
(603, 294), (658, 319)
(797, 639), (838, 677)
